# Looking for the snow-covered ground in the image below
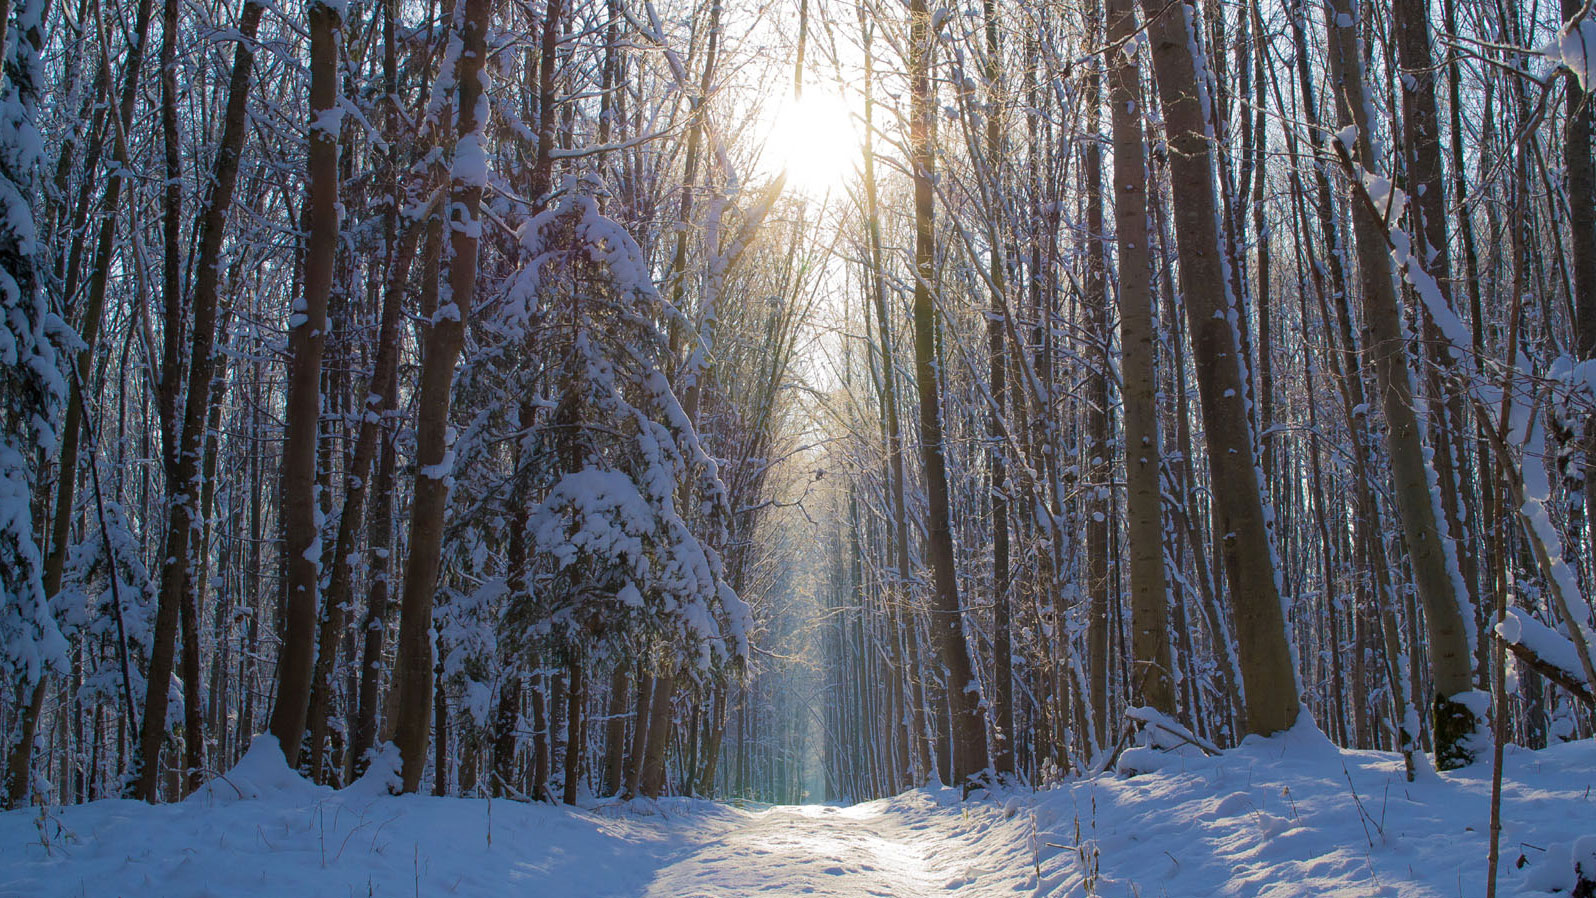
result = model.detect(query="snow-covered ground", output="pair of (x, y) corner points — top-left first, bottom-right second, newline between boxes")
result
(0, 737), (1036, 898)
(3, 727), (1593, 897)
(1035, 724), (1596, 897)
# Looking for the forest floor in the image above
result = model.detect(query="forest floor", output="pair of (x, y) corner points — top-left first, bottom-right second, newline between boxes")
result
(2, 724), (1593, 897)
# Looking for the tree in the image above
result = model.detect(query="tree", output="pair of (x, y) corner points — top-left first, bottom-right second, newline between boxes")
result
(0, 0), (68, 808)
(390, 0), (494, 792)
(269, 0), (343, 770)
(1324, 0), (1482, 769)
(907, 0), (990, 786)
(1107, 0), (1174, 717)
(1135, 0), (1300, 736)
(511, 192), (748, 684)
(134, 0), (265, 801)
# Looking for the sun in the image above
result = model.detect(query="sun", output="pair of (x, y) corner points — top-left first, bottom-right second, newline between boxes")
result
(766, 90), (858, 196)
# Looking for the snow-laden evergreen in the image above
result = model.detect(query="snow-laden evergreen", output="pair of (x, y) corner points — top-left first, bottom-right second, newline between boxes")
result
(522, 192), (746, 655)
(0, 0), (67, 695)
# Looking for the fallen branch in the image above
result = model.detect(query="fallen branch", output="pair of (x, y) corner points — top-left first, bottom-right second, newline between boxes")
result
(1494, 623), (1596, 706)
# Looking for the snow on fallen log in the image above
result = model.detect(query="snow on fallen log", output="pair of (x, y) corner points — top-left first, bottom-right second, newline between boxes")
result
(1494, 607), (1596, 705)
(1124, 706), (1220, 756)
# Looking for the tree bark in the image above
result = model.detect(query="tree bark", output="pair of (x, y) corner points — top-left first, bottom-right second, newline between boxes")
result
(269, 0), (342, 769)
(133, 0), (263, 801)
(639, 669), (676, 798)
(1136, 0), (1300, 736)
(390, 0), (493, 793)
(980, 0), (1015, 778)
(622, 669), (650, 797)
(1082, 1), (1112, 752)
(1108, 0), (1175, 716)
(907, 0), (990, 786)
(1324, 0), (1481, 769)
(857, 5), (928, 784)
(305, 205), (425, 783)
(1563, 0), (1596, 577)
(562, 657), (584, 804)
(602, 665), (628, 795)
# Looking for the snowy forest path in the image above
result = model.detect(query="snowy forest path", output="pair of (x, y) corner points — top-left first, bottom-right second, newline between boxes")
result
(642, 803), (940, 897)
(633, 791), (1035, 898)
(0, 762), (1040, 898)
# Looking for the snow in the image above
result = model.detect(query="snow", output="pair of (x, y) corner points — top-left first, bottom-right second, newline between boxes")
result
(307, 104), (345, 138)
(1361, 170), (1407, 222)
(1, 748), (1032, 897)
(1547, 16), (1596, 88)
(489, 191), (749, 665)
(1518, 409), (1594, 672)
(1497, 606), (1596, 686)
(8, 726), (1596, 897)
(450, 132), (489, 189)
(1120, 705), (1221, 768)
(0, 444), (65, 685)
(186, 735), (317, 805)
(0, 0), (68, 692)
(1032, 725), (1596, 897)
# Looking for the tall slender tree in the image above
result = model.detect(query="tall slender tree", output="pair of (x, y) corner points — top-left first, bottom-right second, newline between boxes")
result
(390, 0), (493, 792)
(907, 0), (990, 785)
(1324, 0), (1482, 769)
(1135, 0), (1300, 736)
(1107, 0), (1174, 717)
(269, 0), (344, 768)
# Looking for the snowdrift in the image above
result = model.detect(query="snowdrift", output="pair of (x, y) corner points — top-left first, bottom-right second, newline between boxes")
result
(1032, 723), (1596, 897)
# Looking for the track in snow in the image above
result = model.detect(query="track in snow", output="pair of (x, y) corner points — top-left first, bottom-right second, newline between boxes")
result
(643, 803), (952, 898)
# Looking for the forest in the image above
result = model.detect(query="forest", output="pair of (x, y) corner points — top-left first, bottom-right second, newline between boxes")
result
(2, 0), (1596, 891)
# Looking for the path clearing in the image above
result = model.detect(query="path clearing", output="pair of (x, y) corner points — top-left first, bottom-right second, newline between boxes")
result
(641, 794), (1035, 898)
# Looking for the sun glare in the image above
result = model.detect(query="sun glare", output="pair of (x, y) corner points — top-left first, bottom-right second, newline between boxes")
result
(767, 91), (858, 196)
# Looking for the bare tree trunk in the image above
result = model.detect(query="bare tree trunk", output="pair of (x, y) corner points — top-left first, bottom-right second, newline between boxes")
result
(348, 0), (406, 784)
(639, 669), (676, 798)
(132, 0), (263, 801)
(979, 0), (1014, 779)
(269, 0), (342, 769)
(1563, 0), (1596, 571)
(1324, 0), (1481, 769)
(907, 0), (990, 786)
(528, 668), (551, 800)
(697, 684), (727, 796)
(624, 671), (653, 797)
(562, 658), (583, 805)
(602, 665), (628, 796)
(304, 202), (426, 783)
(1108, 0), (1174, 716)
(1082, 1), (1112, 751)
(156, 0), (181, 466)
(361, 213), (444, 770)
(1136, 0), (1300, 736)
(857, 3), (928, 784)
(1394, 0), (1473, 623)
(391, 0), (493, 793)
(432, 666), (449, 795)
